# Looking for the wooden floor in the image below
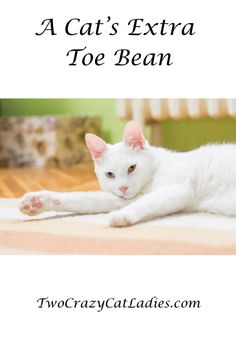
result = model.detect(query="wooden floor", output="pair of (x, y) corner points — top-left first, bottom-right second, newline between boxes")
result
(0, 162), (99, 198)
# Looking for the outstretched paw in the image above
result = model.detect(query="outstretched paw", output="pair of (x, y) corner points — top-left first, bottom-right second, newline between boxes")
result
(109, 209), (138, 227)
(19, 191), (53, 216)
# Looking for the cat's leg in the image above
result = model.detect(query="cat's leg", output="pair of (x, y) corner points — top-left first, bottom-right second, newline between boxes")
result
(109, 183), (194, 227)
(197, 188), (236, 217)
(19, 190), (129, 216)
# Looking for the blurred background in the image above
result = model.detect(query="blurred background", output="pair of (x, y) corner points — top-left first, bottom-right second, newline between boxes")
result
(1, 98), (236, 150)
(1, 98), (236, 197)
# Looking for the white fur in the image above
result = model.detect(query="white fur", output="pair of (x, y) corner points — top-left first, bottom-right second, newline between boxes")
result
(19, 123), (236, 227)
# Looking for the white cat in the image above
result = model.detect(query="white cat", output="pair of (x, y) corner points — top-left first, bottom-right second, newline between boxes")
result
(19, 121), (236, 227)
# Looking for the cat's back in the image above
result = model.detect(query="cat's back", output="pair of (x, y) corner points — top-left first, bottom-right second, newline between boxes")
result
(151, 143), (236, 189)
(191, 143), (236, 164)
(188, 143), (236, 194)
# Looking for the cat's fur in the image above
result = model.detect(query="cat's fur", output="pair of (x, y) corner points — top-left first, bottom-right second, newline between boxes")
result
(19, 121), (236, 227)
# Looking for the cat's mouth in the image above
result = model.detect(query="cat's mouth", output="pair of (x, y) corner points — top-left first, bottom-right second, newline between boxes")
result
(115, 192), (137, 200)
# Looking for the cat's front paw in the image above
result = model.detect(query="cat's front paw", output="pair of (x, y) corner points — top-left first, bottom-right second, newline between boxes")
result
(19, 191), (54, 216)
(109, 209), (138, 227)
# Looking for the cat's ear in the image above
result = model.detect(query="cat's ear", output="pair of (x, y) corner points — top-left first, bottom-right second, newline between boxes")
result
(123, 121), (145, 149)
(85, 134), (107, 159)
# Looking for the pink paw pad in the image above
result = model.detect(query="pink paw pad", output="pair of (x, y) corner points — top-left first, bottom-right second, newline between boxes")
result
(53, 199), (60, 205)
(30, 196), (43, 209)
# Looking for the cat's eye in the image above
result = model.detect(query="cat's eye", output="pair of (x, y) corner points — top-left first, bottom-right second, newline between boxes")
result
(105, 171), (115, 179)
(128, 164), (136, 174)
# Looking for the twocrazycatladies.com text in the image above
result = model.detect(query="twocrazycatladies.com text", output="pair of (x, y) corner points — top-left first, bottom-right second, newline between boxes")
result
(37, 296), (201, 312)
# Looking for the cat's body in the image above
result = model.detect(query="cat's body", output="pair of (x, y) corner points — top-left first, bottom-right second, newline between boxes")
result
(19, 122), (236, 226)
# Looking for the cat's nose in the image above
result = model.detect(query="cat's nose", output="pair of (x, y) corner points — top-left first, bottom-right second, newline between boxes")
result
(119, 185), (128, 193)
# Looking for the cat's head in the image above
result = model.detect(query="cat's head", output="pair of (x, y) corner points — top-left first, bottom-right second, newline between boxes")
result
(85, 121), (154, 199)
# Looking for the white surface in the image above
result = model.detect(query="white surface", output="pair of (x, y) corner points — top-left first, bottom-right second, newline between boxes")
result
(0, 257), (235, 354)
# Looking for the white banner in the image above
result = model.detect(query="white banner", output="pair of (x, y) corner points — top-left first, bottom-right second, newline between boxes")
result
(0, 0), (235, 97)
